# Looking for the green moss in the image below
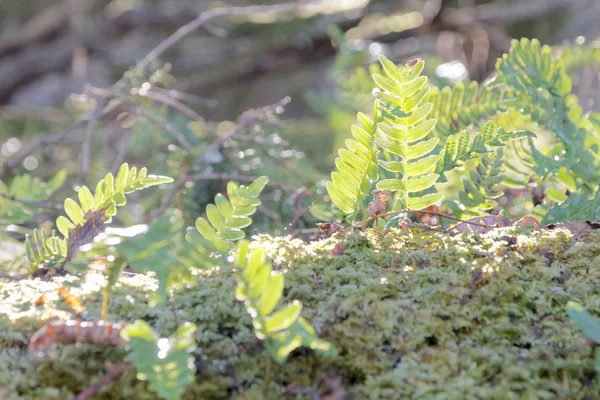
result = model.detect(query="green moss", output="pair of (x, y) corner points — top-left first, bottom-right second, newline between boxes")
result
(2, 227), (600, 399)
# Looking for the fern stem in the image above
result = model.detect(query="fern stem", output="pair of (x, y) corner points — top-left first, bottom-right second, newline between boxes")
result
(263, 356), (273, 396)
(101, 285), (110, 321)
(341, 209), (491, 233)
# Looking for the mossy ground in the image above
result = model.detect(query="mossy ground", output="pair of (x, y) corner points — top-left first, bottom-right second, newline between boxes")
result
(1, 226), (600, 399)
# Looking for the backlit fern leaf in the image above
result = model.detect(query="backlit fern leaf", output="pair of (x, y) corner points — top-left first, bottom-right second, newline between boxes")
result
(121, 321), (197, 400)
(186, 176), (268, 258)
(496, 38), (600, 184)
(373, 55), (442, 210)
(0, 170), (66, 225)
(326, 103), (380, 217)
(427, 82), (515, 138)
(453, 150), (505, 217)
(26, 163), (172, 267)
(234, 241), (336, 364)
(436, 121), (534, 182)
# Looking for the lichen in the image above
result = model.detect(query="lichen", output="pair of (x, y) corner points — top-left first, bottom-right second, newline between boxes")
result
(2, 227), (600, 399)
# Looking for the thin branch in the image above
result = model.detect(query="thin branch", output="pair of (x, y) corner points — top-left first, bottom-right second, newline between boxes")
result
(196, 96), (291, 165)
(137, 0), (319, 71)
(140, 89), (206, 120)
(341, 209), (491, 234)
(1, 100), (126, 178)
(147, 170), (189, 221)
(148, 87), (218, 108)
(189, 172), (298, 192)
(137, 107), (192, 150)
(70, 362), (126, 400)
(0, 192), (63, 211)
(81, 96), (106, 180)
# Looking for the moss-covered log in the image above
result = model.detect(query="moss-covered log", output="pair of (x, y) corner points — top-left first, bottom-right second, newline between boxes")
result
(2, 226), (600, 399)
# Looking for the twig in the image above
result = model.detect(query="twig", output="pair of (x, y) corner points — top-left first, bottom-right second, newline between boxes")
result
(137, 0), (319, 71)
(148, 87), (218, 108)
(147, 170), (189, 221)
(341, 209), (491, 234)
(0, 192), (63, 211)
(285, 189), (308, 235)
(1, 100), (126, 178)
(70, 361), (126, 400)
(189, 172), (298, 192)
(140, 89), (206, 120)
(137, 107), (192, 150)
(258, 204), (280, 220)
(196, 96), (291, 165)
(81, 96), (106, 180)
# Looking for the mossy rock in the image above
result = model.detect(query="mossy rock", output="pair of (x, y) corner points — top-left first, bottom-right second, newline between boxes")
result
(2, 226), (600, 399)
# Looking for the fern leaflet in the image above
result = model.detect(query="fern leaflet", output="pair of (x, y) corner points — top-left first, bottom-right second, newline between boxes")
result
(373, 55), (442, 210)
(121, 321), (197, 400)
(234, 241), (336, 364)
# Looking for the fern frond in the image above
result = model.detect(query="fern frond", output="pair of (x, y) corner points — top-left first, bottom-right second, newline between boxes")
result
(117, 210), (191, 305)
(326, 103), (380, 217)
(186, 176), (268, 257)
(0, 170), (66, 225)
(234, 241), (336, 364)
(426, 82), (515, 138)
(373, 55), (442, 210)
(542, 188), (600, 224)
(25, 228), (65, 267)
(453, 150), (505, 217)
(496, 38), (600, 184)
(57, 163), (172, 238)
(121, 321), (197, 400)
(436, 121), (535, 182)
(26, 163), (172, 267)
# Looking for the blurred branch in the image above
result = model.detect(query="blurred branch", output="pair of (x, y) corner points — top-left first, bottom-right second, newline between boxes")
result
(441, 0), (583, 26)
(0, 192), (63, 211)
(137, 0), (320, 71)
(70, 362), (127, 400)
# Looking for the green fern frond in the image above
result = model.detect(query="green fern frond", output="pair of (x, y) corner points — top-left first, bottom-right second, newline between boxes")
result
(121, 320), (197, 400)
(57, 163), (172, 238)
(26, 163), (172, 267)
(25, 228), (65, 267)
(373, 55), (442, 210)
(234, 241), (336, 364)
(427, 82), (515, 138)
(542, 187), (600, 224)
(186, 176), (268, 257)
(436, 121), (535, 182)
(0, 170), (66, 225)
(326, 103), (380, 217)
(453, 150), (505, 217)
(117, 210), (192, 305)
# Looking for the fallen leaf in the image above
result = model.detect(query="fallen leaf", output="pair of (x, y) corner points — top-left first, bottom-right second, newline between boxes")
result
(368, 190), (391, 217)
(317, 222), (343, 237)
(33, 296), (45, 306)
(332, 242), (344, 256)
(57, 286), (86, 315)
(29, 320), (127, 352)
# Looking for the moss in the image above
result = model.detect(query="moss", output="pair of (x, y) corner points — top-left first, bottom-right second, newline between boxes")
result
(2, 227), (600, 399)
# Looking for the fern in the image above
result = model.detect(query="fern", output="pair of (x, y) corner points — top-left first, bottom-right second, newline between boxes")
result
(496, 38), (600, 184)
(117, 211), (192, 305)
(426, 82), (515, 138)
(451, 150), (505, 217)
(26, 163), (173, 267)
(325, 103), (380, 217)
(373, 55), (442, 210)
(542, 188), (600, 224)
(121, 321), (197, 400)
(436, 121), (534, 181)
(234, 241), (336, 364)
(0, 170), (66, 225)
(186, 176), (268, 255)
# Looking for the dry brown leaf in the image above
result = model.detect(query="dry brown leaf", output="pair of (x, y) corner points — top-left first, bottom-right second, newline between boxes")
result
(332, 242), (344, 256)
(317, 222), (343, 237)
(29, 320), (127, 352)
(368, 190), (390, 217)
(66, 208), (108, 261)
(57, 286), (86, 315)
